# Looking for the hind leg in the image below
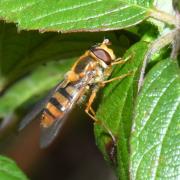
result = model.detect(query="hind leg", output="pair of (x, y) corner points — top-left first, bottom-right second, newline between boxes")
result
(85, 88), (116, 144)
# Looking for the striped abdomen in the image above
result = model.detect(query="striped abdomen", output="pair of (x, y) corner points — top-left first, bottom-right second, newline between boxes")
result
(41, 83), (80, 128)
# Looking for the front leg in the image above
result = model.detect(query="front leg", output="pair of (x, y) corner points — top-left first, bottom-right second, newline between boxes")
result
(101, 71), (133, 85)
(111, 55), (132, 66)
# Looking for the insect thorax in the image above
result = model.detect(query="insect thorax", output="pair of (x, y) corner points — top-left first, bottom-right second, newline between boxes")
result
(74, 55), (109, 85)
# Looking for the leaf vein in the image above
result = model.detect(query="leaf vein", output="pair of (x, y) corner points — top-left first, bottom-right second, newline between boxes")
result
(30, 0), (103, 22)
(42, 5), (130, 28)
(10, 0), (42, 13)
(135, 143), (160, 176)
(136, 77), (177, 138)
(95, 10), (146, 27)
(137, 62), (171, 110)
(153, 101), (180, 179)
(134, 77), (178, 179)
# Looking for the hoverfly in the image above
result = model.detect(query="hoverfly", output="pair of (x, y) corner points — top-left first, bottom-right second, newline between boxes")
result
(19, 39), (131, 148)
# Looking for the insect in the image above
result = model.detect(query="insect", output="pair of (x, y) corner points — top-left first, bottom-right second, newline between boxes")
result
(19, 39), (131, 148)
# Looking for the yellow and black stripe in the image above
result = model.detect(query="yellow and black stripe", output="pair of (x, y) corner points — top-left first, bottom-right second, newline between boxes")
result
(41, 84), (78, 128)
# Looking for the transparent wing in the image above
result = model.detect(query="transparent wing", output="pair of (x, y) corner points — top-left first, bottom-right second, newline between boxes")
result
(18, 83), (61, 131)
(40, 110), (72, 148)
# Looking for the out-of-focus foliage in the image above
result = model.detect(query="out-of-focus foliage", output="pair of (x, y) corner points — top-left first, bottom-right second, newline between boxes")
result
(0, 156), (27, 180)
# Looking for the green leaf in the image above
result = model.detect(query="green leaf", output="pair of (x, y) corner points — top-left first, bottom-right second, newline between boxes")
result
(130, 59), (180, 179)
(0, 155), (27, 180)
(94, 41), (149, 179)
(0, 59), (74, 118)
(0, 0), (153, 32)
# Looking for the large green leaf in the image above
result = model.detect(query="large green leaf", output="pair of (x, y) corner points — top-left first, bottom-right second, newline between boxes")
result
(130, 59), (180, 179)
(0, 0), (154, 32)
(94, 41), (149, 179)
(0, 155), (27, 180)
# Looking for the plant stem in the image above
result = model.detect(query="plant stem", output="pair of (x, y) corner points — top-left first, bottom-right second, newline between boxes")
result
(138, 30), (177, 92)
(150, 8), (177, 27)
(171, 12), (180, 58)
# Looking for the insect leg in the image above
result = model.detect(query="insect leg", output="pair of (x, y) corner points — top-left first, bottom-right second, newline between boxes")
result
(85, 89), (116, 144)
(111, 55), (132, 66)
(101, 71), (133, 85)
(89, 106), (95, 116)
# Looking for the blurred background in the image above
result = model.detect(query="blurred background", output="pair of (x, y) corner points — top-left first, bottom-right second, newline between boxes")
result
(0, 106), (117, 180)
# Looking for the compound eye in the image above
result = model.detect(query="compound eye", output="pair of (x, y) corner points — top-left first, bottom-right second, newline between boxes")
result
(91, 49), (112, 65)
